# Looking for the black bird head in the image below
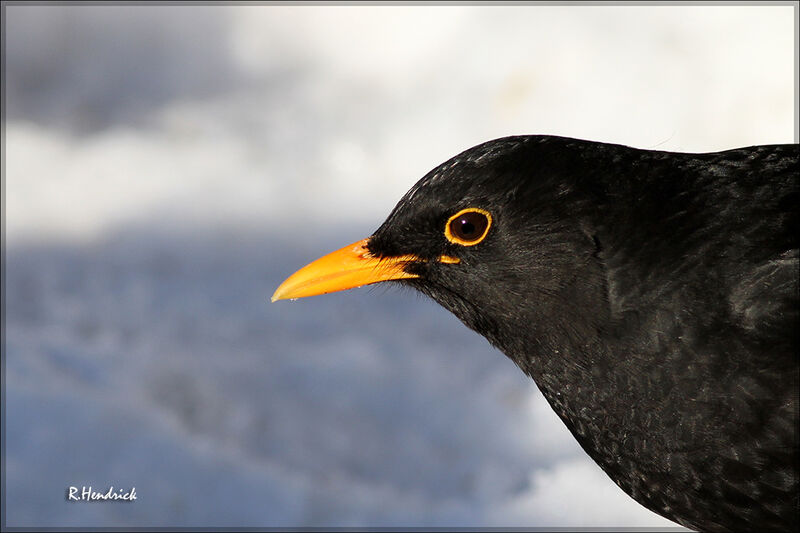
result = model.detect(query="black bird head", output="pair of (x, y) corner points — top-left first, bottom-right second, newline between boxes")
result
(273, 136), (609, 373)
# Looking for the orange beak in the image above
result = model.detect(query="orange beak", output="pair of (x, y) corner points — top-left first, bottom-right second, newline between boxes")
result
(271, 238), (458, 302)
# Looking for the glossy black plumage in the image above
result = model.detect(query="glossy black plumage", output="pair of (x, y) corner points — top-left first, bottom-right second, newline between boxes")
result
(366, 136), (799, 531)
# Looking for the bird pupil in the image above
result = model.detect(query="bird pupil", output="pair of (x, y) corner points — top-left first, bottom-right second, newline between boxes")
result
(460, 219), (475, 235)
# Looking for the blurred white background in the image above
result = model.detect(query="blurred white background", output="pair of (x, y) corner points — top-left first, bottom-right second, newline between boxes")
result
(4, 3), (796, 528)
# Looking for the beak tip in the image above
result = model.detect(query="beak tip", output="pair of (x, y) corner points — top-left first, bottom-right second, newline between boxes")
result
(270, 284), (285, 302)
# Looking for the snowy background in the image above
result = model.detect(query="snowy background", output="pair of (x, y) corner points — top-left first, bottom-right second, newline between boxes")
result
(3, 4), (796, 528)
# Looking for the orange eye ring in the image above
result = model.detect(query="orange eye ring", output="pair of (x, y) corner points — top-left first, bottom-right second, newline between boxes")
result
(444, 208), (492, 246)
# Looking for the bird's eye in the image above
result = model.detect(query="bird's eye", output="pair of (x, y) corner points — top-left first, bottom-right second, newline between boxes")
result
(445, 208), (492, 246)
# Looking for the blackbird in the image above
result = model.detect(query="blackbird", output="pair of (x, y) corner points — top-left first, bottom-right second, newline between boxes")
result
(272, 135), (799, 531)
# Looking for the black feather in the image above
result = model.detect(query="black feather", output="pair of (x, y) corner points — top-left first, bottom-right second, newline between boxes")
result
(366, 136), (799, 531)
